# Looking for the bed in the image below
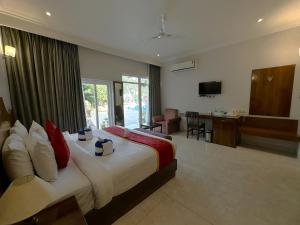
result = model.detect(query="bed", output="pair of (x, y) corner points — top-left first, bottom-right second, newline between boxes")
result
(0, 97), (177, 225)
(70, 129), (161, 196)
(50, 159), (94, 215)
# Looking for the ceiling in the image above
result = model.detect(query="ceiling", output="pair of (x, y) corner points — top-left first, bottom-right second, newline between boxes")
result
(1, 0), (300, 64)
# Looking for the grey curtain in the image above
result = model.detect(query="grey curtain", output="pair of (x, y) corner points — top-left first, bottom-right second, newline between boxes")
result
(149, 64), (162, 120)
(1, 26), (86, 133)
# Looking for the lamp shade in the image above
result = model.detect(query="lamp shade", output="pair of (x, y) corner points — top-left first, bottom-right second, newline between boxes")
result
(4, 45), (16, 57)
(0, 175), (56, 225)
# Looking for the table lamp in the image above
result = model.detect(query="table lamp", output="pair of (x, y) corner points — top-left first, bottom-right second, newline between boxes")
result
(0, 175), (56, 225)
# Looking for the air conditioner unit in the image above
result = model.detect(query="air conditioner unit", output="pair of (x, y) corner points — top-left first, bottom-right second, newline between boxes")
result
(170, 60), (196, 72)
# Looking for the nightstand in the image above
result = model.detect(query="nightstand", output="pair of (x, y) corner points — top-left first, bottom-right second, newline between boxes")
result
(28, 196), (88, 225)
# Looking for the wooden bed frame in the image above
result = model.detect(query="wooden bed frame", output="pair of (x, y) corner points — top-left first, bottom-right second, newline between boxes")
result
(85, 159), (177, 225)
(0, 97), (177, 225)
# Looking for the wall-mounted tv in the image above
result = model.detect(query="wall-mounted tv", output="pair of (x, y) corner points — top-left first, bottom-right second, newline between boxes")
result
(199, 81), (222, 96)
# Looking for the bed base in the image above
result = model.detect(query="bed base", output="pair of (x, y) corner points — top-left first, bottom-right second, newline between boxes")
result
(85, 159), (177, 225)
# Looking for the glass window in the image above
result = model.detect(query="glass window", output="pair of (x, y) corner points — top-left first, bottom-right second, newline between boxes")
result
(122, 75), (149, 128)
(141, 78), (149, 84)
(122, 75), (139, 83)
(82, 80), (113, 129)
(82, 84), (97, 129)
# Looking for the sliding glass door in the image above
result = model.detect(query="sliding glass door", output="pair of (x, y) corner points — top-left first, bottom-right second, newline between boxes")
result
(122, 75), (149, 129)
(82, 80), (113, 129)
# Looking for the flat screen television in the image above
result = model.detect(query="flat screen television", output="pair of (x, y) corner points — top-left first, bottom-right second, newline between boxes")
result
(199, 81), (221, 96)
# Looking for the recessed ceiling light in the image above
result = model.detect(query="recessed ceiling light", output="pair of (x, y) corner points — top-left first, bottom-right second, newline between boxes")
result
(157, 54), (160, 57)
(257, 18), (264, 23)
(45, 11), (51, 16)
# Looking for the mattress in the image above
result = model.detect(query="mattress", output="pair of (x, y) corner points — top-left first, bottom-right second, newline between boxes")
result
(71, 130), (158, 196)
(49, 159), (94, 214)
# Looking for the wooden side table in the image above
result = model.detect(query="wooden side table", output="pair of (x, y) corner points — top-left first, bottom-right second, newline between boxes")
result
(34, 196), (87, 225)
(14, 197), (88, 225)
(140, 122), (163, 133)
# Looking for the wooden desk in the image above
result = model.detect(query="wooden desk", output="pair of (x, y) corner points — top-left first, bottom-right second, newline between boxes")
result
(197, 113), (213, 120)
(196, 114), (240, 148)
(212, 116), (240, 148)
(187, 113), (300, 152)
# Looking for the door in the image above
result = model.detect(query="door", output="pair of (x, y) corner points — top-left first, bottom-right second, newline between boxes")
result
(113, 81), (124, 126)
(122, 75), (149, 129)
(82, 80), (113, 129)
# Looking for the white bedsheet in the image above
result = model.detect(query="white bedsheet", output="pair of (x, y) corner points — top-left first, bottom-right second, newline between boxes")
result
(49, 159), (94, 214)
(69, 141), (113, 209)
(69, 130), (158, 196)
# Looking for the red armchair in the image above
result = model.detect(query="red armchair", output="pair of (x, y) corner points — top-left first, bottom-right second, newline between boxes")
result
(152, 108), (181, 134)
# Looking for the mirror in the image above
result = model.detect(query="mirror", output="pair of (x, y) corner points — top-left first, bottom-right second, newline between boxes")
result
(113, 81), (124, 126)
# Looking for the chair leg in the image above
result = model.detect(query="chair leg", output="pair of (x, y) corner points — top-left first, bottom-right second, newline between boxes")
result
(187, 129), (189, 138)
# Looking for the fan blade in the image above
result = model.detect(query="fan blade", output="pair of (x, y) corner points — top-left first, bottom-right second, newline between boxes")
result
(160, 14), (167, 33)
(151, 35), (160, 39)
(167, 33), (184, 39)
(151, 32), (164, 39)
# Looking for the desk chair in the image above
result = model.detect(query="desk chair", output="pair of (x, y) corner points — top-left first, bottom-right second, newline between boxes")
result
(186, 111), (205, 140)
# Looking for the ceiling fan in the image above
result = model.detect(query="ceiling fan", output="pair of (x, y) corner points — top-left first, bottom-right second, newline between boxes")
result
(152, 14), (175, 40)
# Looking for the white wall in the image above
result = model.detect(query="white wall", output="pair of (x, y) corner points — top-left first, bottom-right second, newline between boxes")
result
(161, 27), (300, 130)
(79, 47), (148, 81)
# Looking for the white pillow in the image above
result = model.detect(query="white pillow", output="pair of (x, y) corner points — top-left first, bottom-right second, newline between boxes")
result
(2, 134), (23, 157)
(9, 120), (28, 139)
(29, 121), (48, 140)
(2, 134), (34, 181)
(26, 133), (58, 182)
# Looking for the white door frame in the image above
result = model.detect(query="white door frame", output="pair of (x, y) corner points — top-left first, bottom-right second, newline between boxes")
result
(82, 78), (115, 127)
(122, 77), (150, 128)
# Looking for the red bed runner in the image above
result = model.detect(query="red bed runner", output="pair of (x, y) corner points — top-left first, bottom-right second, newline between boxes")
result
(103, 126), (126, 138)
(103, 126), (175, 169)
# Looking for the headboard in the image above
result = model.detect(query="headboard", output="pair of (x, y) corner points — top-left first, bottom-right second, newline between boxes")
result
(0, 97), (14, 194)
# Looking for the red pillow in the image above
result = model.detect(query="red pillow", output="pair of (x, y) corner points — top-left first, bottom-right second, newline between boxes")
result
(45, 120), (57, 140)
(51, 128), (70, 169)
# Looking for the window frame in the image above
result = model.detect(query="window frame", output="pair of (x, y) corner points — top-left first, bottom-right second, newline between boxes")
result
(81, 78), (114, 129)
(122, 75), (149, 127)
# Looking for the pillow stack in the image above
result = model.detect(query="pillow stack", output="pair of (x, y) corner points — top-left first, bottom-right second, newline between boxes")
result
(2, 121), (34, 180)
(26, 121), (58, 182)
(2, 120), (70, 183)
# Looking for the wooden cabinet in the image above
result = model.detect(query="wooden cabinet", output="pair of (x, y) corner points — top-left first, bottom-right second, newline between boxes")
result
(213, 117), (239, 148)
(249, 65), (295, 117)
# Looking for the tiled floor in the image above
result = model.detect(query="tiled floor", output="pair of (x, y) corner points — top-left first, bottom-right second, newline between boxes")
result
(113, 133), (300, 225)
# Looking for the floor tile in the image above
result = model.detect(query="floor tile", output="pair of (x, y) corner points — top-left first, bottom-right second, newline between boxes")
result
(112, 190), (167, 225)
(136, 195), (212, 225)
(114, 132), (300, 225)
